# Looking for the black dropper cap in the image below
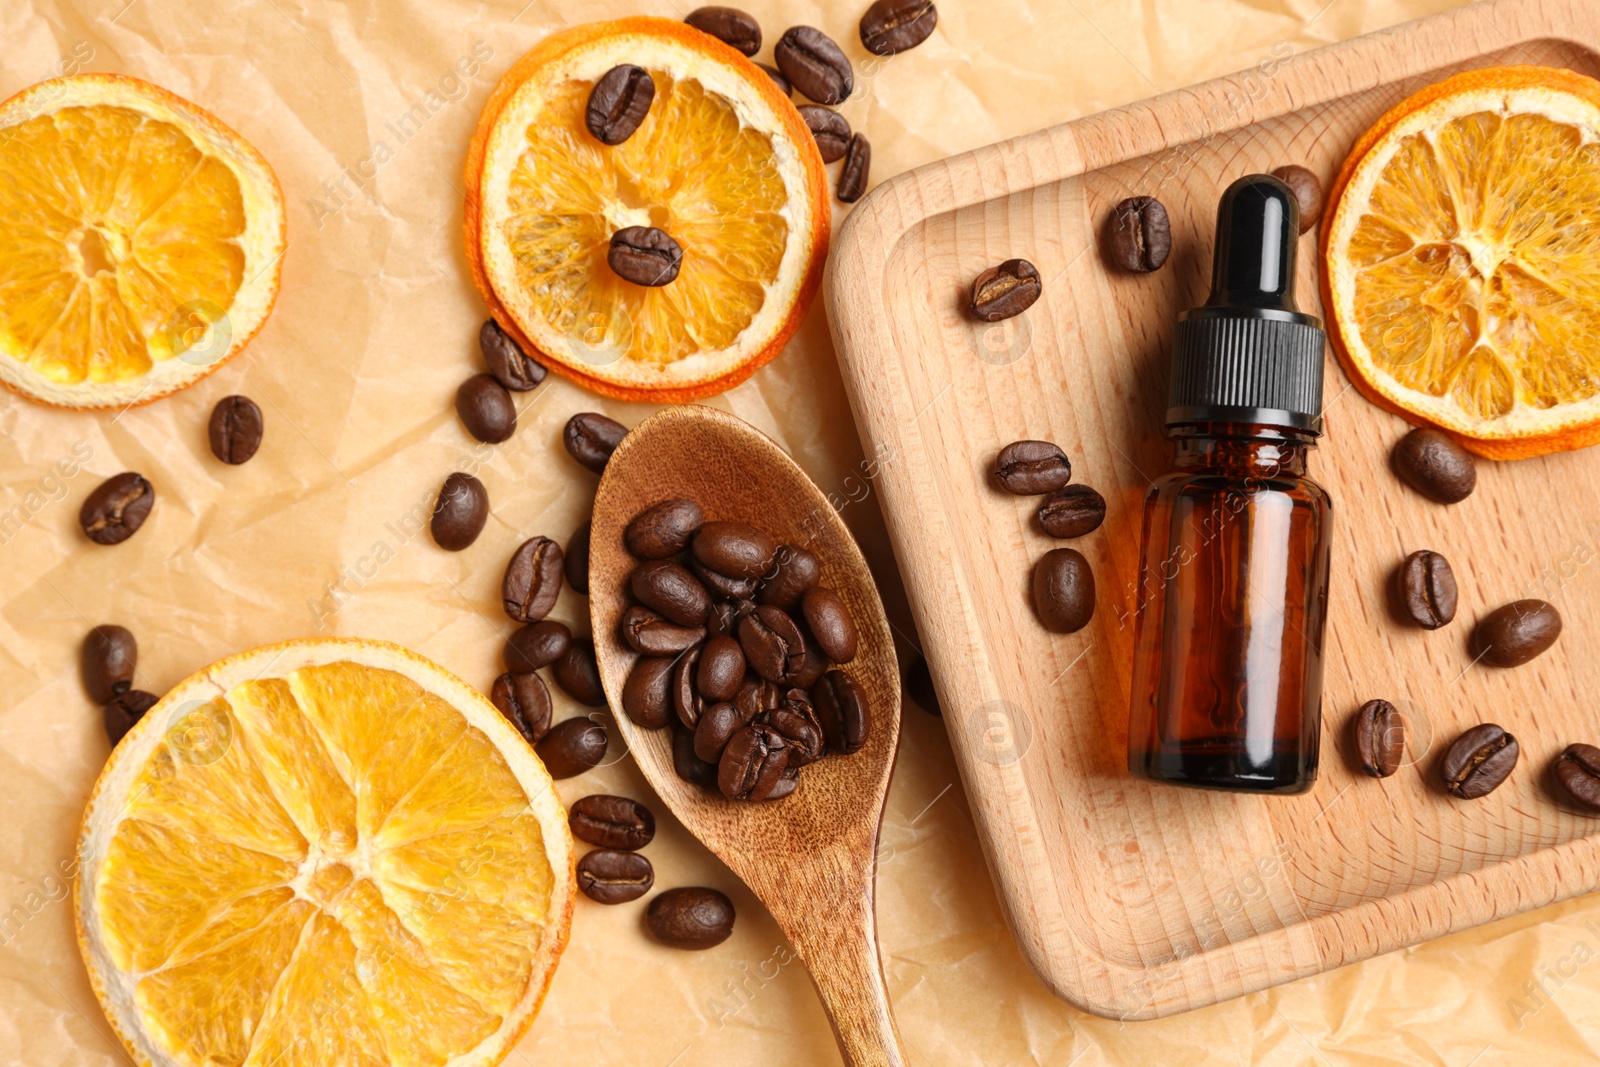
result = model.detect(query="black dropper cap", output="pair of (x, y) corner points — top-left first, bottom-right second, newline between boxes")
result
(1166, 174), (1326, 433)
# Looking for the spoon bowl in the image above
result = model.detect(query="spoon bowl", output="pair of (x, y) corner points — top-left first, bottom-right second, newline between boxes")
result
(591, 405), (905, 1066)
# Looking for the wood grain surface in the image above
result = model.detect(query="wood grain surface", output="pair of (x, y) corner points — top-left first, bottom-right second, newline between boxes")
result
(824, 0), (1600, 1019)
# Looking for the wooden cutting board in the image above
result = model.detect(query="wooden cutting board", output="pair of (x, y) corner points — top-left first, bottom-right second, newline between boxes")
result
(824, 0), (1600, 1020)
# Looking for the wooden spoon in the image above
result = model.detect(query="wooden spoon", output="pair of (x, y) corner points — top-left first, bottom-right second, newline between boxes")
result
(591, 405), (906, 1067)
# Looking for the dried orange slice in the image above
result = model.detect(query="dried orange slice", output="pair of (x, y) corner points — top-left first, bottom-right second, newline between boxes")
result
(464, 17), (828, 403)
(1324, 66), (1600, 459)
(75, 639), (574, 1067)
(0, 74), (285, 409)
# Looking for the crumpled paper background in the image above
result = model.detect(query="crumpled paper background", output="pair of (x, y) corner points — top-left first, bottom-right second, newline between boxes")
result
(4, 0), (1596, 1064)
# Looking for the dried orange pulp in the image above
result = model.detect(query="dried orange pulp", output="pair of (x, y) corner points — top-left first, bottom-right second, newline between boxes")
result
(464, 17), (829, 403)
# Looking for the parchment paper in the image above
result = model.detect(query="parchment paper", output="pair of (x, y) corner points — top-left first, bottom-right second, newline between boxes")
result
(6, 1), (1594, 1064)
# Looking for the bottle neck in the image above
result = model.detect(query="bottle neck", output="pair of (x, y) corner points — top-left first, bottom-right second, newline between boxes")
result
(1166, 422), (1314, 476)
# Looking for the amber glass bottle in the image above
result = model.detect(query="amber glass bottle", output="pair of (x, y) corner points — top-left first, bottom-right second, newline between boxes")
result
(1127, 175), (1333, 794)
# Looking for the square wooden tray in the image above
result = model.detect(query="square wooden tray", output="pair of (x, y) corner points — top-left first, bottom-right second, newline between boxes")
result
(824, 0), (1600, 1019)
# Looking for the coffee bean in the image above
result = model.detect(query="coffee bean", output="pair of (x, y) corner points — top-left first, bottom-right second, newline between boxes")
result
(796, 105), (850, 162)
(536, 715), (608, 778)
(690, 557), (758, 600)
(564, 412), (628, 474)
(571, 794), (656, 850)
(456, 373), (517, 444)
(506, 620), (571, 673)
(622, 656), (678, 729)
(577, 848), (654, 904)
(697, 635), (746, 701)
(740, 605), (806, 683)
(1554, 744), (1600, 811)
(695, 701), (749, 763)
(719, 724), (789, 801)
(103, 689), (158, 746)
(479, 319), (545, 391)
(1033, 548), (1095, 633)
(1037, 484), (1106, 538)
(622, 605), (705, 656)
(969, 259), (1041, 322)
(1471, 599), (1561, 667)
(431, 472), (489, 551)
(646, 886), (735, 949)
(492, 671), (553, 745)
(80, 472), (153, 545)
(837, 133), (871, 203)
(814, 670), (870, 754)
(860, 0), (937, 54)
(767, 770), (799, 800)
(586, 64), (655, 145)
(735, 675), (781, 721)
(208, 396), (264, 464)
(1391, 427), (1476, 504)
(502, 536), (565, 622)
(566, 521), (591, 595)
(761, 690), (825, 766)
(1353, 698), (1404, 778)
(672, 722), (720, 787)
(673, 646), (704, 729)
(82, 625), (137, 704)
(707, 600), (743, 639)
(684, 6), (761, 54)
(1393, 550), (1457, 630)
(626, 498), (705, 559)
(1104, 196), (1172, 273)
(1441, 723), (1518, 799)
(758, 63), (790, 95)
(775, 26), (854, 105)
(904, 653), (940, 716)
(552, 640), (607, 707)
(759, 545), (820, 609)
(993, 440), (1071, 495)
(1269, 165), (1324, 234)
(693, 521), (776, 580)
(631, 559), (711, 627)
(793, 636), (829, 689)
(801, 587), (858, 663)
(609, 226), (683, 287)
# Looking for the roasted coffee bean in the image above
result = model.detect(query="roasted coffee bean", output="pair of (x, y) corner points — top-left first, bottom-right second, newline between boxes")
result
(697, 635), (747, 701)
(431, 472), (489, 551)
(759, 544), (821, 609)
(208, 396), (264, 464)
(502, 536), (564, 621)
(1270, 165), (1324, 234)
(631, 559), (711, 626)
(586, 64), (655, 145)
(695, 701), (750, 763)
(719, 724), (789, 801)
(793, 637), (829, 689)
(969, 259), (1041, 322)
(672, 722), (720, 787)
(564, 412), (628, 473)
(1353, 699), (1404, 778)
(622, 656), (677, 729)
(1037, 484), (1106, 538)
(80, 472), (153, 545)
(735, 675), (781, 721)
(837, 133), (871, 203)
(684, 6), (761, 54)
(103, 689), (158, 746)
(647, 886), (735, 949)
(577, 849), (654, 904)
(706, 600), (742, 638)
(1033, 548), (1095, 633)
(506, 620), (572, 673)
(82, 625), (137, 704)
(492, 671), (553, 745)
(762, 690), (824, 766)
(536, 715), (609, 778)
(796, 105), (850, 162)
(1554, 744), (1600, 811)
(566, 521), (591, 595)
(1441, 722), (1518, 799)
(904, 652), (940, 716)
(860, 0), (938, 54)
(1391, 427), (1475, 504)
(674, 646), (705, 728)
(801, 587), (858, 663)
(626, 498), (705, 559)
(1472, 599), (1561, 667)
(622, 605), (705, 657)
(609, 226), (683, 287)
(552, 639), (607, 706)
(479, 318), (545, 391)
(758, 63), (790, 94)
(690, 557), (758, 600)
(774, 26), (854, 105)
(456, 373), (517, 444)
(693, 521), (777, 580)
(740, 604), (806, 683)
(1105, 196), (1172, 273)
(1393, 550), (1457, 630)
(767, 769), (799, 800)
(814, 669), (869, 754)
(993, 440), (1070, 495)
